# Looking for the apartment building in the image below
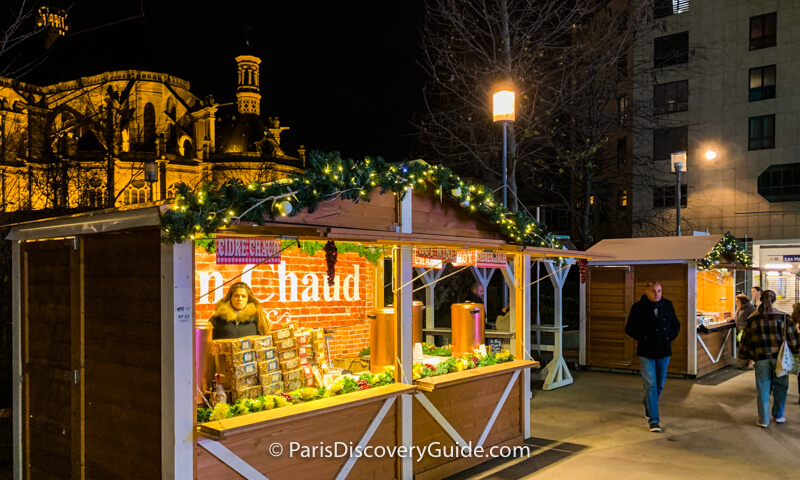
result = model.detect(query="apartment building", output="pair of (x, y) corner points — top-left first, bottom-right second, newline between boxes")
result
(631, 0), (800, 241)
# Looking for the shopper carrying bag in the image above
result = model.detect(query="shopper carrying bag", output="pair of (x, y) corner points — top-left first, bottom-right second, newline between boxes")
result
(737, 291), (800, 427)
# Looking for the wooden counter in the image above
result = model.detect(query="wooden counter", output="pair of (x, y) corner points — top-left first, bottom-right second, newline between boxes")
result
(412, 360), (537, 480)
(696, 322), (736, 377)
(196, 383), (415, 480)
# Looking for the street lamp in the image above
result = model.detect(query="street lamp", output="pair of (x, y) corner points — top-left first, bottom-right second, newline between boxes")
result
(670, 151), (687, 236)
(144, 159), (158, 201)
(493, 85), (515, 208)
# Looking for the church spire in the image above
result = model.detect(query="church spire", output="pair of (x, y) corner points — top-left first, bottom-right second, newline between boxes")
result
(235, 53), (261, 115)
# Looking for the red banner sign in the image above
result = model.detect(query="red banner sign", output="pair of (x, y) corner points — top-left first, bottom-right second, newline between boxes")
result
(216, 236), (282, 265)
(452, 250), (507, 269)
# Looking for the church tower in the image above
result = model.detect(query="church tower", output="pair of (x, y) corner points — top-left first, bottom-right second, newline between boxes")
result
(235, 55), (261, 115)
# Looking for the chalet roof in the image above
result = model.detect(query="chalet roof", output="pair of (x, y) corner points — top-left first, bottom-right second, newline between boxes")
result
(587, 235), (723, 263)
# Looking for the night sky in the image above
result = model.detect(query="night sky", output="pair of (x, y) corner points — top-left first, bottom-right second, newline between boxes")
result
(15, 0), (426, 161)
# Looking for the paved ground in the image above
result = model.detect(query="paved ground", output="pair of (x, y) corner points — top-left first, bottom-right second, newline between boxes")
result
(449, 367), (800, 480)
(3, 367), (798, 479)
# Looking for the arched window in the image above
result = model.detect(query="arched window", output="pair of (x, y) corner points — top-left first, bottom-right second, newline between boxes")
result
(124, 179), (149, 205)
(182, 138), (193, 158)
(85, 177), (105, 208)
(143, 103), (156, 151)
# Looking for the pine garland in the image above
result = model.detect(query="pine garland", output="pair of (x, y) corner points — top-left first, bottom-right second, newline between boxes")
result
(697, 232), (752, 271)
(159, 151), (559, 248)
(194, 236), (383, 264)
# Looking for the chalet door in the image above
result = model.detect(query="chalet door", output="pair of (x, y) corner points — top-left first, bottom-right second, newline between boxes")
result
(586, 266), (635, 369)
(21, 239), (84, 479)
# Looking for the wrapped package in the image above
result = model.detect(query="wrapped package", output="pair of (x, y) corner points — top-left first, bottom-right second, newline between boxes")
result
(278, 349), (298, 362)
(259, 347), (277, 361)
(231, 385), (261, 402)
(258, 358), (280, 374)
(251, 335), (273, 350)
(272, 328), (294, 341)
(276, 337), (298, 352)
(232, 373), (259, 390)
(260, 371), (282, 385)
(296, 333), (309, 347)
(262, 382), (283, 396)
(216, 359), (258, 383)
(283, 368), (304, 382)
(283, 379), (304, 392)
(213, 337), (254, 356)
(280, 358), (301, 372)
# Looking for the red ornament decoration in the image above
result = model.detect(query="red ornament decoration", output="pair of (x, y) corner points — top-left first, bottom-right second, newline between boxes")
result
(578, 259), (588, 284)
(323, 240), (338, 286)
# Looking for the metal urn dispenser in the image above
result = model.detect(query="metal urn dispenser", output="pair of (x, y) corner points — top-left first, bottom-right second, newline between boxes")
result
(412, 300), (426, 345)
(195, 318), (215, 405)
(368, 307), (396, 373)
(451, 303), (485, 356)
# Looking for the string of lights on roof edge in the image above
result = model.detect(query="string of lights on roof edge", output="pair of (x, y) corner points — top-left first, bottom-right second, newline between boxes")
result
(159, 151), (560, 249)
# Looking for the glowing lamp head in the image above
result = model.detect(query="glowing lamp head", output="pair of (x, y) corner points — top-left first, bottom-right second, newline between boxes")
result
(670, 151), (687, 172)
(492, 90), (515, 123)
(705, 149), (717, 161)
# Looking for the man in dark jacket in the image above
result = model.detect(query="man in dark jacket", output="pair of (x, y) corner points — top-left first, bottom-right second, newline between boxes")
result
(625, 281), (681, 433)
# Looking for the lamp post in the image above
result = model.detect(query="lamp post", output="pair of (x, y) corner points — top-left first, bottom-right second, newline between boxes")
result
(144, 159), (158, 201)
(493, 86), (515, 208)
(670, 151), (687, 236)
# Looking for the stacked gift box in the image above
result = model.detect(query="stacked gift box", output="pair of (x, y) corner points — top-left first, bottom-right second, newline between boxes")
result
(213, 337), (261, 401)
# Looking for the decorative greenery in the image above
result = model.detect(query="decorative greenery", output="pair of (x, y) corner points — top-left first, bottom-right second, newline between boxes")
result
(160, 151), (559, 248)
(698, 232), (752, 271)
(421, 343), (452, 357)
(412, 350), (514, 380)
(193, 236), (383, 264)
(197, 366), (396, 423)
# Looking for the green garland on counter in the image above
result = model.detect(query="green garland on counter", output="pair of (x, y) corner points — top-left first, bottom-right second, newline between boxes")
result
(159, 151), (559, 249)
(698, 232), (752, 271)
(198, 367), (395, 423)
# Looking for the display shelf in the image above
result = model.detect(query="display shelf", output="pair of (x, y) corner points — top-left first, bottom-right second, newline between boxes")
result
(198, 383), (415, 440)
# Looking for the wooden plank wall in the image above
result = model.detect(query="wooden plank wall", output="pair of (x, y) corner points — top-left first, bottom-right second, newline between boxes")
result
(696, 327), (736, 377)
(587, 264), (691, 375)
(83, 230), (162, 479)
(196, 399), (398, 480)
(632, 264), (689, 374)
(586, 267), (634, 369)
(23, 240), (73, 480)
(413, 373), (521, 480)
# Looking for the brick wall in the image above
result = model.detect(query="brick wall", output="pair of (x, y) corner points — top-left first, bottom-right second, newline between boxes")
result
(195, 245), (376, 358)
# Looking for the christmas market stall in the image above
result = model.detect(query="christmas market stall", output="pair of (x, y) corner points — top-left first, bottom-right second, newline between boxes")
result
(8, 153), (607, 480)
(580, 234), (751, 378)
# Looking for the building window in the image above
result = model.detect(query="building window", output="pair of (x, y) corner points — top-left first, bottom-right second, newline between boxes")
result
(653, 126), (688, 160)
(618, 190), (628, 208)
(749, 65), (776, 102)
(750, 13), (777, 51)
(617, 55), (628, 79)
(653, 184), (687, 208)
(758, 163), (800, 203)
(617, 95), (629, 124)
(124, 180), (149, 205)
(654, 80), (688, 115)
(654, 0), (689, 19)
(654, 32), (689, 68)
(748, 115), (775, 150)
(617, 137), (628, 166)
(85, 177), (105, 208)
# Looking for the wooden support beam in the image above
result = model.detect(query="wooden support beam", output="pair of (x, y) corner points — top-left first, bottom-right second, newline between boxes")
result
(70, 237), (86, 479)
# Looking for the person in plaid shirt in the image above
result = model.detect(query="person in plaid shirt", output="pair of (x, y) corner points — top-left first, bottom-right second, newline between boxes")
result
(737, 290), (800, 427)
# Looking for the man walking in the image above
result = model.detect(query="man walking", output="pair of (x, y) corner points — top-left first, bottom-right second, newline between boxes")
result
(625, 282), (681, 433)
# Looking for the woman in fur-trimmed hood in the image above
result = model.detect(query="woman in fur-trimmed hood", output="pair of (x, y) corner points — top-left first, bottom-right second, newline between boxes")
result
(210, 282), (270, 340)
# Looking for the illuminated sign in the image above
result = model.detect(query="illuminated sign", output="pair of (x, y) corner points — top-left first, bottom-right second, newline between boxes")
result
(216, 236), (281, 265)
